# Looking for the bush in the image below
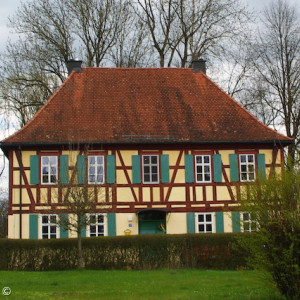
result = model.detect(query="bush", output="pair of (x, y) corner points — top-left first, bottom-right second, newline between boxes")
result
(0, 233), (247, 271)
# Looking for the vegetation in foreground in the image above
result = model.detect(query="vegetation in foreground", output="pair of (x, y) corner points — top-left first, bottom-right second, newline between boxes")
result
(0, 269), (283, 300)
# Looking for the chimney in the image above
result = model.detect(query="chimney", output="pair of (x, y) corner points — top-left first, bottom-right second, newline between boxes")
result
(192, 59), (206, 74)
(66, 59), (83, 75)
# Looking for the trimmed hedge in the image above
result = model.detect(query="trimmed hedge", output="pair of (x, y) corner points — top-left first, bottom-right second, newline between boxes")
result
(0, 233), (247, 271)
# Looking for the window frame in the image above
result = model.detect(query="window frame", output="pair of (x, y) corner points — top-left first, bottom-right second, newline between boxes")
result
(88, 155), (105, 185)
(241, 212), (257, 232)
(41, 155), (58, 185)
(142, 154), (160, 184)
(41, 214), (58, 239)
(88, 213), (106, 237)
(239, 154), (256, 182)
(194, 154), (212, 183)
(195, 212), (215, 233)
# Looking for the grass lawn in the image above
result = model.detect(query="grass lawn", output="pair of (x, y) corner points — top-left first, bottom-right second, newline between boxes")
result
(0, 269), (283, 300)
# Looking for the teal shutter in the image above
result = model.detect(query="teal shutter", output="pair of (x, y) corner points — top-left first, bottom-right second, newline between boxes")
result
(185, 155), (194, 183)
(229, 154), (239, 182)
(108, 213), (116, 236)
(187, 213), (195, 233)
(29, 214), (38, 239)
(160, 155), (170, 183)
(213, 154), (222, 182)
(30, 155), (39, 184)
(232, 212), (241, 232)
(60, 155), (69, 184)
(77, 155), (86, 184)
(80, 214), (86, 238)
(132, 155), (141, 184)
(107, 155), (116, 184)
(215, 212), (224, 233)
(60, 214), (69, 238)
(257, 154), (266, 180)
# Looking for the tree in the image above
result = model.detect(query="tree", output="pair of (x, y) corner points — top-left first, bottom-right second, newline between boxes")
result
(55, 150), (109, 269)
(250, 0), (300, 163)
(0, 192), (8, 238)
(237, 165), (300, 299)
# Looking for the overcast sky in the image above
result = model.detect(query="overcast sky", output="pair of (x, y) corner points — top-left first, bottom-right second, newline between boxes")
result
(0, 0), (299, 53)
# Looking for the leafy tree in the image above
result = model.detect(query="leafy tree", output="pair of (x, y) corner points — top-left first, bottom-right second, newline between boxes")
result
(237, 165), (300, 299)
(0, 198), (8, 238)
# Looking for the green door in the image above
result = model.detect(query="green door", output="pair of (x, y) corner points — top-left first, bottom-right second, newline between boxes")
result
(138, 210), (166, 234)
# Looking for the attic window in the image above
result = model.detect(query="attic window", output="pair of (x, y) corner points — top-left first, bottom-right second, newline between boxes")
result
(41, 156), (57, 184)
(142, 155), (159, 184)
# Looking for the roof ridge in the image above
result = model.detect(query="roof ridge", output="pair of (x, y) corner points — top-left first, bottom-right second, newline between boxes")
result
(1, 71), (76, 143)
(199, 72), (292, 142)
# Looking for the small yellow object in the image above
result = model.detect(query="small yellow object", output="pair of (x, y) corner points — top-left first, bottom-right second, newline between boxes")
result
(124, 229), (131, 236)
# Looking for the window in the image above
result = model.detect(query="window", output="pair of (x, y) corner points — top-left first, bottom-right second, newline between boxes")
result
(41, 214), (57, 239)
(41, 156), (58, 184)
(195, 155), (211, 183)
(142, 155), (159, 184)
(242, 212), (257, 232)
(89, 214), (105, 237)
(88, 156), (104, 184)
(196, 213), (214, 233)
(239, 154), (255, 182)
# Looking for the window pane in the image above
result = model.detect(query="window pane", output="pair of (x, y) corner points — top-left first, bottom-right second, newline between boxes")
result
(197, 166), (202, 173)
(97, 156), (103, 164)
(204, 166), (210, 173)
(144, 175), (150, 182)
(89, 156), (95, 164)
(97, 225), (104, 235)
(206, 214), (212, 222)
(90, 225), (96, 233)
(50, 226), (56, 234)
(241, 165), (247, 172)
(248, 155), (254, 162)
(196, 156), (202, 163)
(50, 175), (56, 183)
(204, 156), (210, 163)
(198, 214), (204, 222)
(143, 156), (150, 164)
(90, 215), (96, 224)
(50, 156), (57, 165)
(50, 216), (56, 223)
(90, 166), (95, 174)
(248, 165), (254, 172)
(249, 173), (255, 181)
(89, 175), (95, 183)
(204, 174), (211, 181)
(42, 226), (48, 234)
(243, 213), (249, 221)
(151, 156), (157, 164)
(197, 174), (203, 182)
(97, 215), (104, 223)
(240, 155), (246, 163)
(151, 166), (158, 174)
(97, 175), (103, 183)
(206, 224), (212, 232)
(42, 167), (49, 175)
(241, 173), (247, 181)
(97, 166), (103, 175)
(42, 157), (49, 164)
(42, 216), (48, 224)
(199, 224), (205, 232)
(152, 174), (158, 182)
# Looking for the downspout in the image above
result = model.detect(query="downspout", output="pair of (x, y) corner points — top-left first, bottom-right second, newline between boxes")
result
(19, 146), (22, 239)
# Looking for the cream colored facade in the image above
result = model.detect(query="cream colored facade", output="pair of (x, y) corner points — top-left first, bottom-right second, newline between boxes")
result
(7, 147), (282, 239)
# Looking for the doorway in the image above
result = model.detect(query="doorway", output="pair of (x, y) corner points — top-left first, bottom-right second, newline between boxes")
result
(138, 210), (167, 234)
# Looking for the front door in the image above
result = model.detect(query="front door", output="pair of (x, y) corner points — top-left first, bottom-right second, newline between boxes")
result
(138, 210), (166, 234)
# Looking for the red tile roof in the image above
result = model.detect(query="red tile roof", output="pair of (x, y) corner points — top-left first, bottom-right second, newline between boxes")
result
(1, 68), (292, 145)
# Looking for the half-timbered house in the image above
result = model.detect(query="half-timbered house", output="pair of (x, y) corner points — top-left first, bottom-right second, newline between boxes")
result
(1, 60), (292, 239)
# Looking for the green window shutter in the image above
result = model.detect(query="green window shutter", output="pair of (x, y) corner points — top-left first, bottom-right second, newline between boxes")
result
(108, 213), (116, 236)
(215, 212), (224, 233)
(232, 212), (241, 232)
(213, 154), (222, 183)
(80, 214), (86, 238)
(60, 155), (69, 184)
(132, 155), (141, 184)
(257, 154), (266, 180)
(160, 155), (170, 183)
(185, 155), (194, 183)
(107, 155), (116, 184)
(60, 214), (69, 239)
(186, 213), (195, 233)
(229, 154), (239, 182)
(30, 155), (39, 184)
(29, 214), (38, 239)
(77, 155), (86, 184)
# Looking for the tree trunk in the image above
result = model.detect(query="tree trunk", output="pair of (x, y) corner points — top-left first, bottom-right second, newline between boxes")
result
(77, 230), (85, 269)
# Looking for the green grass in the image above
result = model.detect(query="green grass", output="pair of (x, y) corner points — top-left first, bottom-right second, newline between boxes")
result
(0, 269), (283, 300)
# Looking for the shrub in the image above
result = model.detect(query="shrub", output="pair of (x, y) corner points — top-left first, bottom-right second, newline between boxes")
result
(0, 233), (246, 271)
